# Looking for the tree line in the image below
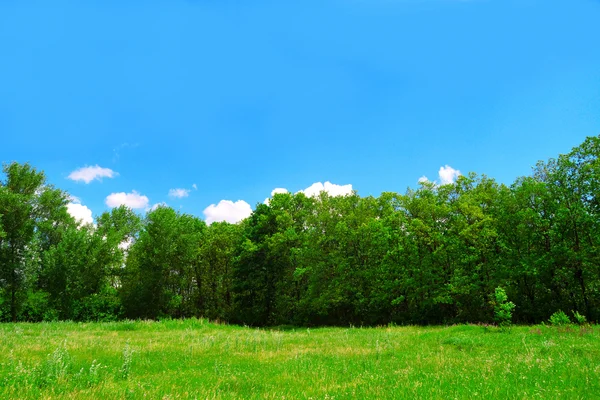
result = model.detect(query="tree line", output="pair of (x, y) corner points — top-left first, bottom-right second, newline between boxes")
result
(1, 136), (599, 325)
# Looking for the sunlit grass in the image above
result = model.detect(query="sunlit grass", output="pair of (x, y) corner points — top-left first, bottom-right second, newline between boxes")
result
(1, 319), (598, 399)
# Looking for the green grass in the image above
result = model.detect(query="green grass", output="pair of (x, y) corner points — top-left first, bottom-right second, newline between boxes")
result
(1, 320), (598, 399)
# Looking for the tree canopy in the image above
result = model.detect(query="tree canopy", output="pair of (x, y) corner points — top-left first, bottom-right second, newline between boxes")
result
(1, 136), (600, 325)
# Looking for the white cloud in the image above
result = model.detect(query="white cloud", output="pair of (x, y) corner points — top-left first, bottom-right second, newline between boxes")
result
(118, 238), (134, 251)
(438, 165), (461, 185)
(192, 183), (198, 190)
(203, 200), (252, 224)
(264, 187), (290, 204)
(418, 166), (461, 186)
(271, 188), (289, 196)
(205, 182), (353, 224)
(147, 202), (168, 212)
(105, 190), (149, 209)
(169, 188), (190, 198)
(67, 203), (94, 226)
(68, 195), (82, 204)
(299, 181), (353, 197)
(68, 165), (117, 184)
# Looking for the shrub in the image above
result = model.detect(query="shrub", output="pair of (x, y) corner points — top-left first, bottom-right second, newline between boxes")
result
(73, 286), (123, 322)
(549, 310), (571, 326)
(19, 290), (58, 322)
(490, 287), (515, 328)
(572, 310), (587, 325)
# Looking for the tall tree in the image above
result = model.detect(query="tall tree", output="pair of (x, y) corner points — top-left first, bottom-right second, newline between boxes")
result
(0, 162), (70, 321)
(232, 203), (280, 325)
(121, 207), (204, 319)
(196, 221), (242, 320)
(543, 136), (600, 320)
(40, 206), (141, 321)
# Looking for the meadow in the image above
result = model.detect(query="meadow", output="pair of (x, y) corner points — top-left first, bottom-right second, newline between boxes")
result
(0, 319), (598, 399)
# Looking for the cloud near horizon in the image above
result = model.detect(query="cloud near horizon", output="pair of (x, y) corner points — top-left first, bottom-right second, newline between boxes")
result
(418, 165), (461, 185)
(299, 181), (353, 197)
(68, 165), (117, 184)
(271, 188), (289, 196)
(147, 202), (168, 212)
(66, 202), (94, 225)
(263, 181), (352, 204)
(204, 181), (353, 224)
(263, 188), (289, 204)
(203, 200), (253, 224)
(105, 190), (149, 209)
(438, 165), (461, 185)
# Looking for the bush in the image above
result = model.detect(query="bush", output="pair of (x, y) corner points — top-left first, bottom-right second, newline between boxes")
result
(19, 290), (58, 322)
(490, 287), (515, 328)
(549, 310), (571, 326)
(73, 286), (123, 322)
(572, 310), (587, 325)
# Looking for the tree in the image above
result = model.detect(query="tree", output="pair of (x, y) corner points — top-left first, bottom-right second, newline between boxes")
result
(196, 221), (242, 320)
(543, 136), (600, 320)
(232, 203), (280, 325)
(0, 162), (69, 321)
(39, 206), (141, 321)
(490, 286), (515, 328)
(121, 206), (204, 319)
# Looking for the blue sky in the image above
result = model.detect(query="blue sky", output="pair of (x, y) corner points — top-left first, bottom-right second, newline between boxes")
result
(1, 0), (599, 224)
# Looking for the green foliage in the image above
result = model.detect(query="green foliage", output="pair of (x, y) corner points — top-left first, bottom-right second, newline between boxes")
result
(19, 290), (58, 322)
(73, 287), (123, 322)
(1, 135), (600, 326)
(121, 207), (205, 319)
(0, 162), (62, 322)
(572, 310), (587, 325)
(549, 310), (571, 326)
(491, 287), (516, 328)
(196, 222), (241, 320)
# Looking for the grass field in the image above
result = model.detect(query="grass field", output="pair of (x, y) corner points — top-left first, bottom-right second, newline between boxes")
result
(0, 319), (598, 399)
